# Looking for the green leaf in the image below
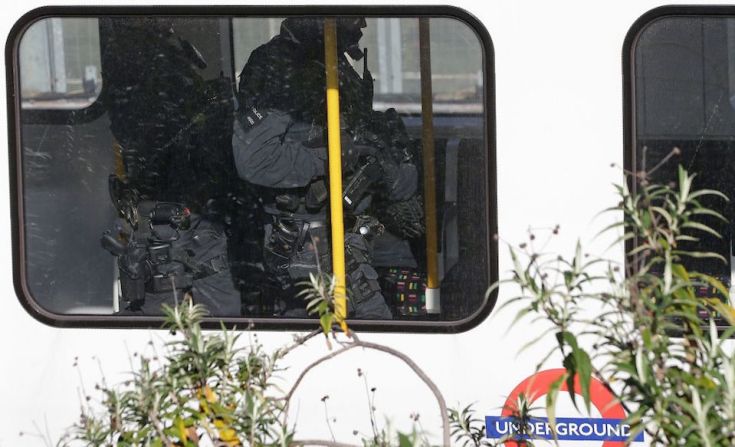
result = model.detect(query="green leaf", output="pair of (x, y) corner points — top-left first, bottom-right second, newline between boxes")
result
(562, 354), (578, 410)
(510, 248), (524, 277)
(689, 207), (728, 222)
(607, 232), (636, 251)
(687, 188), (729, 202)
(574, 241), (583, 272)
(642, 327), (652, 350)
(556, 331), (592, 413)
(517, 327), (556, 355)
(703, 298), (735, 327)
(663, 253), (673, 294)
(678, 164), (693, 201)
(546, 372), (568, 443)
(651, 206), (673, 227)
(635, 346), (649, 385)
(670, 263), (690, 283)
(398, 432), (413, 447)
(319, 314), (333, 335)
(694, 273), (728, 297)
(556, 330), (576, 352)
(681, 221), (722, 238)
(575, 349), (593, 413)
(673, 250), (727, 263)
(641, 210), (652, 230)
(675, 235), (700, 242)
(628, 243), (652, 257)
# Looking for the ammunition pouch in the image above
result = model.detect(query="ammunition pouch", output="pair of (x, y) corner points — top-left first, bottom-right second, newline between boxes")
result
(344, 233), (382, 308)
(117, 241), (148, 306)
(343, 155), (382, 211)
(305, 180), (328, 211)
(263, 216), (330, 287)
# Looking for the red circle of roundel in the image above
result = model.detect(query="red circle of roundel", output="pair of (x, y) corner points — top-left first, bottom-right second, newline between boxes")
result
(500, 368), (627, 447)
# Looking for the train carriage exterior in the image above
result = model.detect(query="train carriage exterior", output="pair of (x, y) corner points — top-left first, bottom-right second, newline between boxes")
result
(2, 1), (735, 445)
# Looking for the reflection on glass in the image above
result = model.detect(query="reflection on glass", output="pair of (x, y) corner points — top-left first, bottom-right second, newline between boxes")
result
(233, 17), (483, 114)
(16, 15), (488, 323)
(20, 18), (102, 109)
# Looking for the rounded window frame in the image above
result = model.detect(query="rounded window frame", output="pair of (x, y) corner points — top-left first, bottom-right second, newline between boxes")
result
(6, 5), (497, 333)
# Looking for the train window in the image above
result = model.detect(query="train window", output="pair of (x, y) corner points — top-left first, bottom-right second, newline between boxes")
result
(627, 7), (735, 324)
(19, 18), (102, 110)
(8, 8), (496, 331)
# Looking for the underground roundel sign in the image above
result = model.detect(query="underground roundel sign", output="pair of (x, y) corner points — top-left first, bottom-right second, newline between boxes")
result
(486, 369), (644, 446)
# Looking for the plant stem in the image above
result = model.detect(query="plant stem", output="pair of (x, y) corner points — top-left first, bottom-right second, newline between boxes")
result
(290, 440), (360, 447)
(282, 334), (451, 446)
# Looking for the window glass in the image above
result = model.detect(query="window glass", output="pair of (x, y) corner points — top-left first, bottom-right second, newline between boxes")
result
(233, 18), (483, 114)
(12, 13), (493, 329)
(19, 18), (102, 109)
(631, 14), (735, 311)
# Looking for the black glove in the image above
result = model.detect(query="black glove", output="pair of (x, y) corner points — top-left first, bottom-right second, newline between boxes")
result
(342, 137), (378, 169)
(303, 129), (376, 169)
(382, 161), (418, 202)
(377, 195), (425, 239)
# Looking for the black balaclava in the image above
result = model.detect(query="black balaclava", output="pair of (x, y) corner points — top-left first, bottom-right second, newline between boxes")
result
(281, 17), (367, 60)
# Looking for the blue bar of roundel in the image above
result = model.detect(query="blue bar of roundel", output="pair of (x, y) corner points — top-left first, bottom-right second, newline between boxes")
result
(485, 416), (644, 442)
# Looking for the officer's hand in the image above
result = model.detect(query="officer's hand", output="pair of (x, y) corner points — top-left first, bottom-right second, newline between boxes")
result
(378, 196), (425, 240)
(382, 161), (418, 201)
(342, 138), (377, 168)
(303, 129), (375, 169)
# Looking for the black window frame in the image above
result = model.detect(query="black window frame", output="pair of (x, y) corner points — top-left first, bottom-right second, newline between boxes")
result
(6, 5), (497, 333)
(622, 5), (735, 186)
(624, 5), (735, 240)
(624, 5), (735, 331)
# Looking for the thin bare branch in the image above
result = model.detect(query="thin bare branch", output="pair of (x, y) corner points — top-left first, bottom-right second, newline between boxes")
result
(149, 411), (174, 447)
(282, 343), (360, 411)
(276, 329), (324, 359)
(290, 440), (360, 447)
(282, 333), (450, 447)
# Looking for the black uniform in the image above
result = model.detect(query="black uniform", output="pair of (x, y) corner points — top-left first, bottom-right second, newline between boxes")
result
(99, 18), (242, 316)
(232, 18), (425, 319)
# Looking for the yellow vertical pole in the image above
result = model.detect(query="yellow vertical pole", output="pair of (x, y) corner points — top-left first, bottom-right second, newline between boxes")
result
(112, 138), (126, 179)
(111, 138), (126, 313)
(324, 18), (348, 321)
(419, 18), (441, 314)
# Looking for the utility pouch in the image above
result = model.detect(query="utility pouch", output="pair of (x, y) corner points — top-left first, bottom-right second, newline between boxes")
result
(115, 240), (149, 305)
(306, 180), (328, 211)
(149, 263), (194, 293)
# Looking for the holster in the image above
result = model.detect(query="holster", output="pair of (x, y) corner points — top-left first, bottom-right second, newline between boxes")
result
(103, 201), (225, 309)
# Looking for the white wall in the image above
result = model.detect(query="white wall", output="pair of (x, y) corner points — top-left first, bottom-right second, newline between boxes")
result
(2, 1), (732, 446)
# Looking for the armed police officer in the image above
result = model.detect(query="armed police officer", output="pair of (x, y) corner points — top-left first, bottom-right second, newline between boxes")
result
(99, 18), (243, 316)
(232, 17), (425, 319)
